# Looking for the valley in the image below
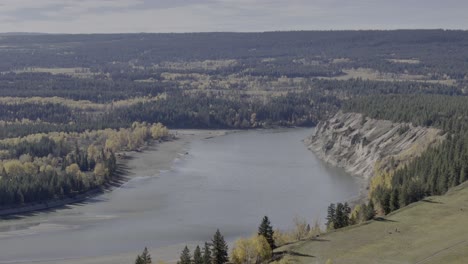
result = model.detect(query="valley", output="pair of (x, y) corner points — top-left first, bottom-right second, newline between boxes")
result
(0, 30), (468, 263)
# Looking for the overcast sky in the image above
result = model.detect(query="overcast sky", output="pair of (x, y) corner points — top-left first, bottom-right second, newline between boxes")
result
(0, 0), (467, 33)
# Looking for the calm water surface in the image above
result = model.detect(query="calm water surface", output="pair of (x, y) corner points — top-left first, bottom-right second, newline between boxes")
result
(0, 128), (359, 263)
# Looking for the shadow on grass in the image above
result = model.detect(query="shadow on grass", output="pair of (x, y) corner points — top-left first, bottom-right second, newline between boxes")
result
(422, 199), (443, 204)
(288, 251), (315, 258)
(311, 238), (330, 242)
(374, 217), (398, 222)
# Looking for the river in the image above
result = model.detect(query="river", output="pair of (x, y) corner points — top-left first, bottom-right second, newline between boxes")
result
(0, 128), (359, 263)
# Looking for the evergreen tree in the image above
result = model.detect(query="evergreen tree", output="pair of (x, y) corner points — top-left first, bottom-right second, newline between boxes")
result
(343, 203), (351, 222)
(390, 188), (400, 212)
(202, 242), (212, 264)
(258, 216), (275, 249)
(178, 246), (191, 264)
(193, 245), (203, 264)
(381, 191), (391, 214)
(365, 200), (375, 220)
(141, 247), (152, 264)
(335, 203), (344, 228)
(135, 247), (152, 264)
(399, 185), (409, 207)
(211, 229), (228, 264)
(326, 203), (336, 229)
(460, 167), (467, 183)
(334, 203), (350, 228)
(135, 256), (144, 264)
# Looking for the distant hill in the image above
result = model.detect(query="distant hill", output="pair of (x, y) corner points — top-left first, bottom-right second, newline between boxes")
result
(0, 32), (49, 36)
(0, 29), (467, 78)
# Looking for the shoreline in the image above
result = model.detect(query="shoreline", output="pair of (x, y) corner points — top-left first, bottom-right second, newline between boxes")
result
(303, 131), (370, 206)
(307, 145), (370, 207)
(0, 129), (231, 218)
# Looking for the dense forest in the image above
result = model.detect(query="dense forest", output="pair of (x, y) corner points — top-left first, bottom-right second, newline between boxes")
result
(0, 79), (461, 139)
(0, 123), (169, 207)
(2, 30), (468, 77)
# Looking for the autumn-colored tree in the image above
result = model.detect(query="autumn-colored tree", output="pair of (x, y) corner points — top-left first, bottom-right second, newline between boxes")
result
(292, 216), (309, 241)
(150, 123), (169, 139)
(231, 235), (272, 264)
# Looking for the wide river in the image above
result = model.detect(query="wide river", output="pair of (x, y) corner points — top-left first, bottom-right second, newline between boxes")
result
(0, 128), (359, 263)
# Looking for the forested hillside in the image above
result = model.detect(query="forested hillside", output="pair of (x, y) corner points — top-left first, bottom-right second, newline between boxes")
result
(343, 95), (468, 215)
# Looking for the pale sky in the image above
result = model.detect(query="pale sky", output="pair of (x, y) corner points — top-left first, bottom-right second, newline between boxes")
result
(0, 0), (467, 33)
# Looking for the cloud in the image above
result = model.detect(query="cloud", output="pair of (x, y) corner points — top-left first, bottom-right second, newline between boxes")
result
(0, 0), (466, 33)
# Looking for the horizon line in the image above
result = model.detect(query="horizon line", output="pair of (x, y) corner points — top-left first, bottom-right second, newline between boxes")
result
(2, 28), (468, 36)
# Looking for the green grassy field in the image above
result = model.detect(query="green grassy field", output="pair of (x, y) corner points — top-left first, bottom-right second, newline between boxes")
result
(278, 182), (468, 264)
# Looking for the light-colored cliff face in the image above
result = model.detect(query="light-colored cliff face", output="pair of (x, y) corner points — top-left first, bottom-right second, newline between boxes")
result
(306, 112), (445, 182)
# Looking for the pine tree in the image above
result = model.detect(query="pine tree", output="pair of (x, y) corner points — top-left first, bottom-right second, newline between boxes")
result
(334, 203), (350, 228)
(399, 185), (409, 207)
(211, 229), (228, 264)
(381, 191), (391, 214)
(438, 173), (448, 194)
(193, 245), (203, 264)
(178, 246), (191, 264)
(258, 216), (275, 249)
(326, 203), (336, 229)
(202, 242), (212, 264)
(460, 167), (467, 183)
(141, 247), (152, 264)
(135, 247), (152, 264)
(135, 256), (144, 264)
(390, 188), (400, 212)
(343, 203), (351, 226)
(365, 200), (375, 220)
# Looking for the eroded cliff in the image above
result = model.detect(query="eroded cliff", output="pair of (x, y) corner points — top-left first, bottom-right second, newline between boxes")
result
(306, 112), (445, 183)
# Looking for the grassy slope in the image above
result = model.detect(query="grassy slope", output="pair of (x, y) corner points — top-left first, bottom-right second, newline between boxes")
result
(278, 182), (468, 264)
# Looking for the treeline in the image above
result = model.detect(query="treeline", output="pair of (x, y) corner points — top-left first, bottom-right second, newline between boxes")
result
(0, 123), (169, 207)
(0, 91), (339, 139)
(0, 73), (170, 102)
(343, 94), (468, 131)
(113, 92), (340, 129)
(313, 79), (463, 97)
(0, 103), (75, 123)
(0, 119), (127, 140)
